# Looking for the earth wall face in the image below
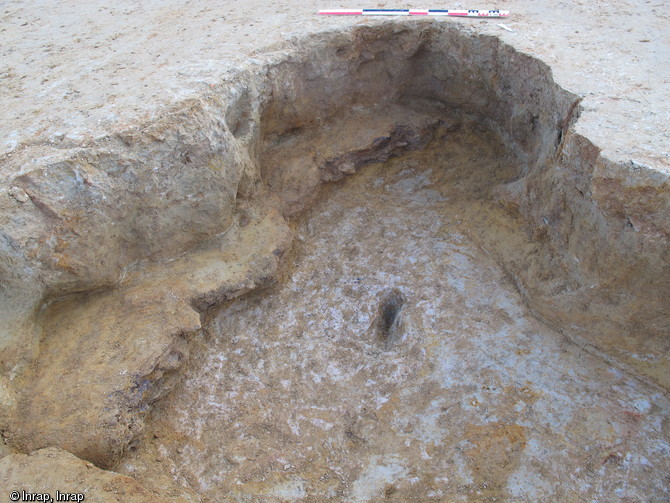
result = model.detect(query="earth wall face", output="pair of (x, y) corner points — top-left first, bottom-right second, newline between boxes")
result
(0, 22), (667, 467)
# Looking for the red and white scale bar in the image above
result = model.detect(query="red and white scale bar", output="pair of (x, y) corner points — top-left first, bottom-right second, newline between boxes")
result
(319, 9), (509, 17)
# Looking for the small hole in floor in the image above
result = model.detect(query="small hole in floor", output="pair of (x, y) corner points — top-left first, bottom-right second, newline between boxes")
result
(375, 287), (406, 349)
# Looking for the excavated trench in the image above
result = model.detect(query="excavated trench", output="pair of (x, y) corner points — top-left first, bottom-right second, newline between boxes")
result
(1, 21), (669, 502)
(119, 119), (670, 502)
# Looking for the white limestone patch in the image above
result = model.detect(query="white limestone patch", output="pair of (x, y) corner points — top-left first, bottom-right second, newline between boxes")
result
(348, 456), (408, 502)
(266, 477), (308, 500)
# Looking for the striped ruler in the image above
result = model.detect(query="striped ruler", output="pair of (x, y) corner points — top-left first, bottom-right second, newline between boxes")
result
(319, 9), (509, 17)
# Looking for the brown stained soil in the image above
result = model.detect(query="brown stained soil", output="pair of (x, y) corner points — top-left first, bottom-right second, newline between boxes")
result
(117, 123), (670, 502)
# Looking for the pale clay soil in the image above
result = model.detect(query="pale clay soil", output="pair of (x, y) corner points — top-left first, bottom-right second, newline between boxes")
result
(1, 1), (670, 502)
(1, 0), (669, 172)
(117, 123), (670, 502)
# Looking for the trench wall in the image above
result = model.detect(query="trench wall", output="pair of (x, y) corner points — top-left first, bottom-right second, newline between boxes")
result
(0, 21), (667, 466)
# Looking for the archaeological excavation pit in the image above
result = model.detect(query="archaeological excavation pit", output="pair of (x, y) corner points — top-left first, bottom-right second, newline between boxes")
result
(1, 21), (669, 502)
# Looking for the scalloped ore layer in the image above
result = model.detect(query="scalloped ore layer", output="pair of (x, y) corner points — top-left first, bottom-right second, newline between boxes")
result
(0, 22), (667, 472)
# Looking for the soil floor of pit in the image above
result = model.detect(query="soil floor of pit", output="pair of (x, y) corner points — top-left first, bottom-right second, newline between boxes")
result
(117, 124), (670, 502)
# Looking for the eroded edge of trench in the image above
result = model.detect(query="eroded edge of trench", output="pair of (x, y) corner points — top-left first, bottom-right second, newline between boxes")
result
(0, 20), (667, 479)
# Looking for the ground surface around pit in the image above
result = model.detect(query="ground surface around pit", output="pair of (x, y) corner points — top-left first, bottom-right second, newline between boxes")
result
(1, 0), (669, 172)
(118, 123), (670, 502)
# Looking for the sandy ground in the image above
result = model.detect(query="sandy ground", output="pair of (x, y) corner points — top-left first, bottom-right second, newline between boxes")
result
(2, 1), (669, 501)
(0, 0), (669, 173)
(119, 126), (670, 501)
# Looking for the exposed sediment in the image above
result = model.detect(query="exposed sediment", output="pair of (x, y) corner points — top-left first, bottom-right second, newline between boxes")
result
(0, 20), (667, 498)
(0, 447), (162, 502)
(119, 128), (670, 500)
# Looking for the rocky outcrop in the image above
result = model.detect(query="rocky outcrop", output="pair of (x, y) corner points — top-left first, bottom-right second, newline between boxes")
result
(0, 21), (667, 474)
